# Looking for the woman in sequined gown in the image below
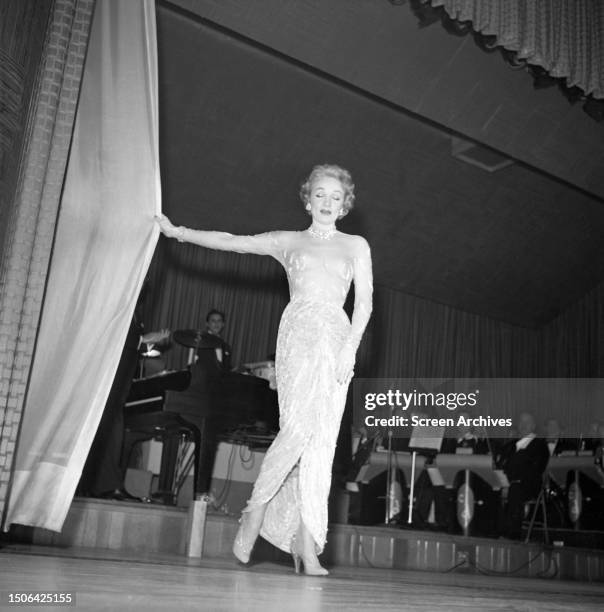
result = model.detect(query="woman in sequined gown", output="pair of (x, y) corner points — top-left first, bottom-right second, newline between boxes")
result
(157, 165), (372, 574)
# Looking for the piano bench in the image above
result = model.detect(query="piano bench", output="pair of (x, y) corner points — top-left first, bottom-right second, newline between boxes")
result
(123, 411), (201, 505)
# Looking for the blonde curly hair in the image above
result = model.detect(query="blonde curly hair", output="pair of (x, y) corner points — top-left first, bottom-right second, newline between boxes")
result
(299, 164), (355, 217)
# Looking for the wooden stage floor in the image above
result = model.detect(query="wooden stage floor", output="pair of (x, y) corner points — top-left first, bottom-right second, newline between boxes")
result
(1, 545), (603, 611)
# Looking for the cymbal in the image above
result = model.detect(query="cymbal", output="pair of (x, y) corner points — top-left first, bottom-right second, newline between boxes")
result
(172, 329), (223, 349)
(172, 329), (200, 348)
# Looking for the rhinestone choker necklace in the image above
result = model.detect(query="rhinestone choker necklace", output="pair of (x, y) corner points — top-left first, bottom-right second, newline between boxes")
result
(307, 225), (336, 240)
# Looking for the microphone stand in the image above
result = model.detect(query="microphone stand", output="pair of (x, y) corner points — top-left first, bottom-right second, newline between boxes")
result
(407, 450), (417, 525)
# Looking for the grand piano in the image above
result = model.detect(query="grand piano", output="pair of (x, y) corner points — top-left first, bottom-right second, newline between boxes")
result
(123, 348), (279, 504)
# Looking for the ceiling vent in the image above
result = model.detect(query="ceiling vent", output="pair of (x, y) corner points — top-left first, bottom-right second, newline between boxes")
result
(451, 137), (514, 172)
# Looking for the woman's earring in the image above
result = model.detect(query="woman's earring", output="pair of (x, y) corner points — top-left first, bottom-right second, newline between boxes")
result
(305, 203), (311, 211)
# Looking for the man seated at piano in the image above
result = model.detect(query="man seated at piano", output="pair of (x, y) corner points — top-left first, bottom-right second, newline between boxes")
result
(195, 309), (232, 373)
(161, 308), (236, 503)
(497, 411), (549, 540)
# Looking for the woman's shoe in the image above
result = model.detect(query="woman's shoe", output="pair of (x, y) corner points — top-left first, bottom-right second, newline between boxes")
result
(233, 517), (254, 564)
(291, 547), (302, 574)
(290, 533), (329, 576)
(232, 507), (265, 564)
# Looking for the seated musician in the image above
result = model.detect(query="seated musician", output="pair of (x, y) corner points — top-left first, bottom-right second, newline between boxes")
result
(497, 412), (549, 539)
(198, 308), (232, 372)
(543, 418), (576, 456)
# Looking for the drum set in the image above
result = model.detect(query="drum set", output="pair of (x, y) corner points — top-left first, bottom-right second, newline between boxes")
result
(172, 328), (276, 388)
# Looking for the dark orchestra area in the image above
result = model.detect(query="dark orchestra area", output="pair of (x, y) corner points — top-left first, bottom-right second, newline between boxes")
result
(345, 425), (604, 544)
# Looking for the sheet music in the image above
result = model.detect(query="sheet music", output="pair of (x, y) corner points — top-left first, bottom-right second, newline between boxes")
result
(409, 425), (445, 452)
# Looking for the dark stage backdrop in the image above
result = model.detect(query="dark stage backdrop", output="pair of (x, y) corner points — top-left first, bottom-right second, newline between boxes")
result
(144, 237), (289, 370)
(145, 237), (604, 434)
(540, 281), (604, 378)
(145, 236), (532, 378)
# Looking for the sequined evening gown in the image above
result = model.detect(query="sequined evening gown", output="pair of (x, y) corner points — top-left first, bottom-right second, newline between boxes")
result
(185, 228), (373, 554)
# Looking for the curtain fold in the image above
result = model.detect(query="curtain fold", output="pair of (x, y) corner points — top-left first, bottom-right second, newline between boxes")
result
(4, 0), (160, 532)
(430, 0), (604, 98)
(0, 0), (95, 530)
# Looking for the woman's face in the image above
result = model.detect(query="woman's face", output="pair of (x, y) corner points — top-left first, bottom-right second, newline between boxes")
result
(307, 175), (345, 225)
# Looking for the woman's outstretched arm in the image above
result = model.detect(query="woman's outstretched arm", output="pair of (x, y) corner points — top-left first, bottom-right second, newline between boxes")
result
(156, 214), (283, 257)
(335, 236), (373, 384)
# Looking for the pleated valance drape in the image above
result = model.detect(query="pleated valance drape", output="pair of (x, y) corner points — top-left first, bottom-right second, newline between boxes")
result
(430, 0), (604, 98)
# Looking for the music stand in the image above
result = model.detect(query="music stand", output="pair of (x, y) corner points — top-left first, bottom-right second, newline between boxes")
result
(406, 424), (445, 524)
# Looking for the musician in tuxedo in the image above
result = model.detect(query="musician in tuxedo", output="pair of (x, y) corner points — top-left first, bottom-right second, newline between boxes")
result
(543, 418), (577, 456)
(195, 309), (235, 496)
(200, 308), (232, 371)
(583, 420), (601, 453)
(497, 412), (549, 539)
(163, 308), (235, 500)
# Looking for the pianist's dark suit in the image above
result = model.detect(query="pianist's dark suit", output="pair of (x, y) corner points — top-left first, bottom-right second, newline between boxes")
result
(163, 333), (234, 496)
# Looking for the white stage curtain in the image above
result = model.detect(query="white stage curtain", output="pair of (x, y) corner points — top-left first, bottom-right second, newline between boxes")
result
(4, 0), (161, 531)
(430, 0), (604, 98)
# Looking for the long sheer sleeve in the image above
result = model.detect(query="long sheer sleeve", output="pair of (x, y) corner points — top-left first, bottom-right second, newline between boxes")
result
(347, 236), (373, 352)
(179, 228), (285, 262)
